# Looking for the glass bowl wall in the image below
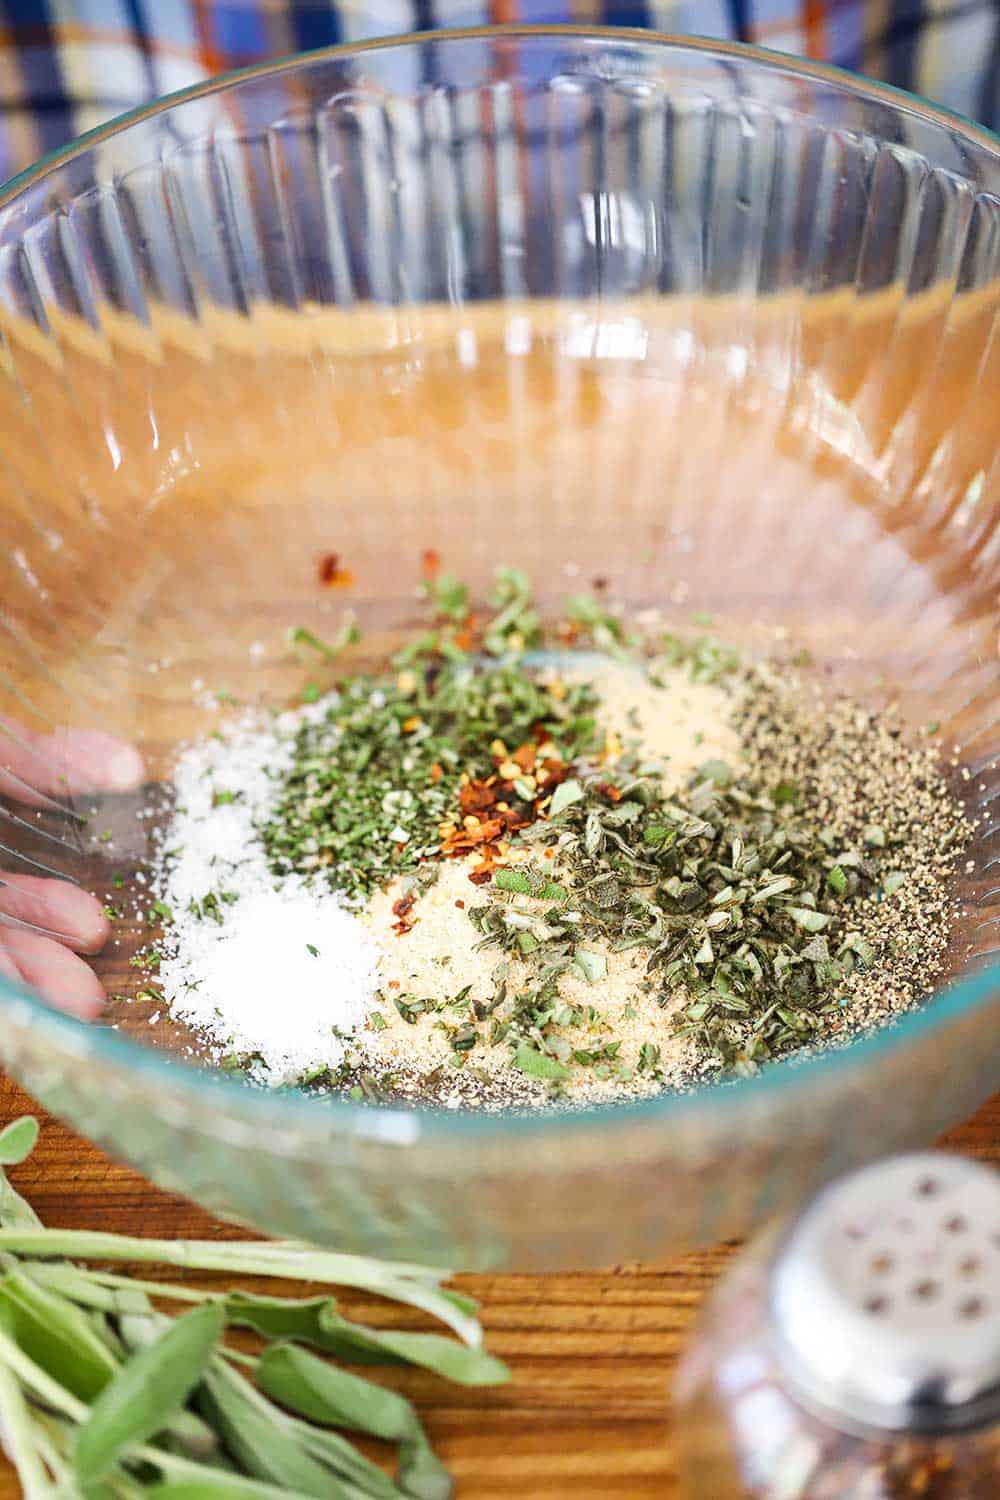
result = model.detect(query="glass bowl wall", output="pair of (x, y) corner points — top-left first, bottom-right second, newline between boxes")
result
(2, 29), (1000, 1268)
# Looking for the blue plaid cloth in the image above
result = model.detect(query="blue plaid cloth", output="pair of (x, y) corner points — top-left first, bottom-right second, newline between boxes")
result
(0, 0), (998, 185)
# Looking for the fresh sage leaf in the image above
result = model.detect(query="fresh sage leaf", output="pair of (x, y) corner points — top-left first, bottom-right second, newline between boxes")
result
(198, 1365), (352, 1499)
(74, 1302), (224, 1483)
(0, 1169), (40, 1231)
(0, 1268), (118, 1402)
(397, 1434), (452, 1500)
(225, 1295), (507, 1386)
(287, 1422), (401, 1494)
(290, 1418), (401, 1499)
(259, 1343), (418, 1442)
(0, 1116), (38, 1166)
(260, 1346), (449, 1500)
(315, 1310), (509, 1387)
(225, 1293), (335, 1347)
(150, 1476), (308, 1499)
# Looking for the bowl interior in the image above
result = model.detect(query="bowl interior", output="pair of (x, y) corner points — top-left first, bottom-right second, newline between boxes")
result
(2, 30), (1000, 1264)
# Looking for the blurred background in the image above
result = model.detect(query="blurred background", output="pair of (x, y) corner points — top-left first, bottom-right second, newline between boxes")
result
(1, 0), (999, 187)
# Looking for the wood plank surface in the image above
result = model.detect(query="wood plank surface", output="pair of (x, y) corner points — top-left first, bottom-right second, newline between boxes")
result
(0, 1073), (997, 1498)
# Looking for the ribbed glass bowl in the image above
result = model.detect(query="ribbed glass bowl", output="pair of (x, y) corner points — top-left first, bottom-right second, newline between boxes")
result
(2, 28), (1000, 1269)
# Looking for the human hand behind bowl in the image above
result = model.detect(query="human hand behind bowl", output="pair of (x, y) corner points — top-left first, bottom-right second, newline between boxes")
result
(0, 721), (144, 1019)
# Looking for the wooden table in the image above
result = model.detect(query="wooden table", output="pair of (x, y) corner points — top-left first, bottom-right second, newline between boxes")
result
(1, 1075), (998, 1499)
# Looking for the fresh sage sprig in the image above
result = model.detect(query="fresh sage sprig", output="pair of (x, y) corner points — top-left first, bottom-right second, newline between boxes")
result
(0, 1117), (508, 1498)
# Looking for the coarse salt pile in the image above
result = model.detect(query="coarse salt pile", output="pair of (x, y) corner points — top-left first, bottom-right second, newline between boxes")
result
(159, 885), (380, 1082)
(154, 705), (380, 1083)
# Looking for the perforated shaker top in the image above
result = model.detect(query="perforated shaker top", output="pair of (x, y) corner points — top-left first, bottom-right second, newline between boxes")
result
(768, 1153), (1000, 1435)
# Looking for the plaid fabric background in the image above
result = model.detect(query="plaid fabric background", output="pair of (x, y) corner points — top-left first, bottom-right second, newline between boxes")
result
(0, 0), (997, 185)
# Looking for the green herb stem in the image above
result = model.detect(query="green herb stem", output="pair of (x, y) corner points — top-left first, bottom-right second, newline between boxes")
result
(0, 1233), (480, 1347)
(0, 1359), (55, 1498)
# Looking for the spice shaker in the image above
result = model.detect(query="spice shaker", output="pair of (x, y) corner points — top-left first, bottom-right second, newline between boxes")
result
(674, 1153), (1000, 1498)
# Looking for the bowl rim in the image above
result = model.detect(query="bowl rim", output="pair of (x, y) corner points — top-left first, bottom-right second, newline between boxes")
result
(3, 21), (1000, 210)
(1, 24), (999, 1144)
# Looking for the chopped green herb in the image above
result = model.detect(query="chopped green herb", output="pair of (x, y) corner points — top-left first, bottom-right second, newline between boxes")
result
(549, 779), (584, 818)
(572, 950), (607, 984)
(638, 1042), (661, 1075)
(421, 572), (469, 622)
(514, 1041), (571, 1081)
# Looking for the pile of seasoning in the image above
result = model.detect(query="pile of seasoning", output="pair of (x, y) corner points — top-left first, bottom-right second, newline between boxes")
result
(140, 566), (973, 1109)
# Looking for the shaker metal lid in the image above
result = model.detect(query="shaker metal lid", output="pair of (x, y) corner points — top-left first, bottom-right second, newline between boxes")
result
(769, 1152), (1000, 1435)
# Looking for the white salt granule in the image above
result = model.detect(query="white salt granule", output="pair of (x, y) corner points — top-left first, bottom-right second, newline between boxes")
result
(162, 712), (295, 910)
(159, 885), (380, 1083)
(155, 696), (380, 1083)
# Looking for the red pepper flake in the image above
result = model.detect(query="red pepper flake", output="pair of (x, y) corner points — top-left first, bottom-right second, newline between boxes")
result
(318, 552), (355, 588)
(497, 806), (532, 833)
(454, 898), (466, 909)
(391, 891), (417, 935)
(597, 782), (624, 803)
(449, 611), (478, 652)
(421, 548), (441, 579)
(459, 780), (498, 815)
(538, 757), (569, 790)
(441, 754), (566, 874)
(512, 742), (536, 771)
(430, 763), (443, 782)
(460, 817), (503, 848)
(388, 980), (401, 990)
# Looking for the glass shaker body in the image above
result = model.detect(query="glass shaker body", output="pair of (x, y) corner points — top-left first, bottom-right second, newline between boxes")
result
(675, 1158), (1000, 1499)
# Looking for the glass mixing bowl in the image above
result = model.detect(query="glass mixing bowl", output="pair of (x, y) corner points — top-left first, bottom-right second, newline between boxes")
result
(2, 28), (1000, 1269)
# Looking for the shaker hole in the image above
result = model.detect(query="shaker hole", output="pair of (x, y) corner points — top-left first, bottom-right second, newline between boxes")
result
(912, 1280), (940, 1302)
(959, 1296), (986, 1321)
(864, 1295), (890, 1316)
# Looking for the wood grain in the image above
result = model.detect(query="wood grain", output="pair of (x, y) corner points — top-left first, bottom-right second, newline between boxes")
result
(0, 1073), (997, 1498)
